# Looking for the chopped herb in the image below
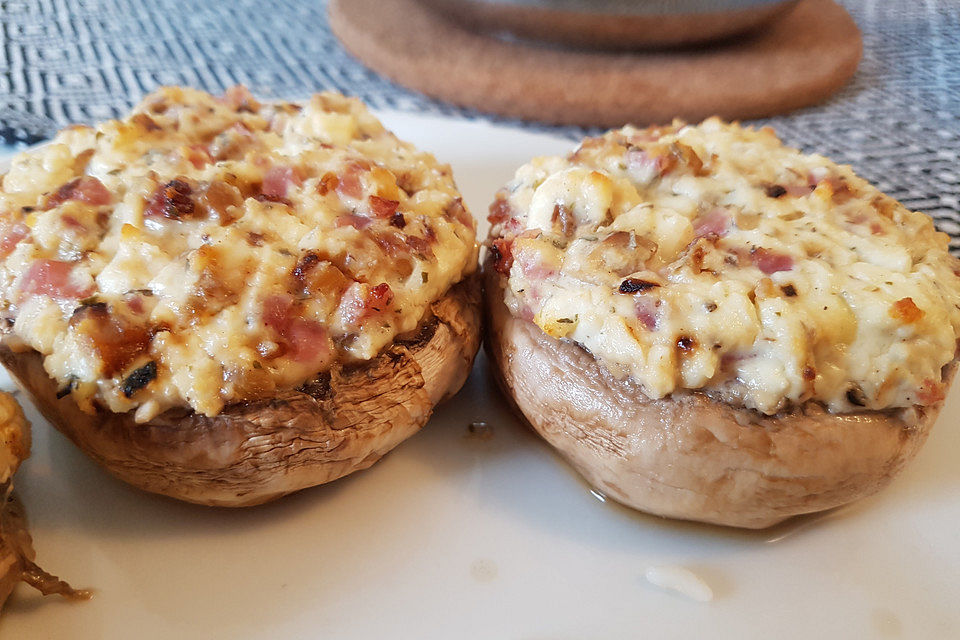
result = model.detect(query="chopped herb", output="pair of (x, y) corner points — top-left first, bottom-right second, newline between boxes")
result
(619, 278), (660, 294)
(121, 361), (157, 398)
(55, 378), (76, 399)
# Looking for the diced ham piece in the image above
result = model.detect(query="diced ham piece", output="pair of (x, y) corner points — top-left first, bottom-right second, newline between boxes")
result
(367, 283), (394, 313)
(61, 215), (85, 231)
(261, 166), (303, 200)
(0, 221), (28, 258)
(336, 282), (394, 326)
(514, 247), (556, 280)
(635, 296), (659, 330)
(262, 295), (292, 333)
(405, 235), (435, 259)
(785, 184), (814, 197)
(337, 162), (366, 199)
(45, 176), (111, 210)
(127, 295), (145, 315)
(261, 294), (332, 367)
(20, 259), (93, 299)
(626, 147), (675, 183)
(186, 145), (213, 169)
(335, 214), (373, 230)
(369, 195), (399, 218)
(284, 319), (330, 365)
(488, 197), (513, 225)
(373, 232), (411, 260)
(692, 208), (731, 238)
(752, 248), (794, 274)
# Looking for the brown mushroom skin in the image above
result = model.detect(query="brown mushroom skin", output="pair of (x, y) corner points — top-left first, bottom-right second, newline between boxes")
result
(0, 277), (481, 507)
(484, 262), (952, 529)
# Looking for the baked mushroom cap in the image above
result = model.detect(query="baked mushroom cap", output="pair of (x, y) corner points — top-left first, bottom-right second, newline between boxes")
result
(0, 86), (482, 504)
(1, 277), (479, 507)
(485, 266), (950, 528)
(484, 119), (960, 527)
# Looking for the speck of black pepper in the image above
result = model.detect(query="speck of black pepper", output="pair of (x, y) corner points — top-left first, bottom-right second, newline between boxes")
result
(781, 284), (797, 297)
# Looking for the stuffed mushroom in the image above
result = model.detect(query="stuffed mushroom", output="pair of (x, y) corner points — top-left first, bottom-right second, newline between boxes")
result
(0, 87), (480, 506)
(484, 119), (959, 528)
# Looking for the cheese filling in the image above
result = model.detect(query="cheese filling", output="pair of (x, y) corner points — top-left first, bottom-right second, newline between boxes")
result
(0, 87), (478, 421)
(488, 119), (960, 414)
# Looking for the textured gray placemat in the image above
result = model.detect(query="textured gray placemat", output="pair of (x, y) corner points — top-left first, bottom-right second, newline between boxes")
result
(1, 0), (958, 248)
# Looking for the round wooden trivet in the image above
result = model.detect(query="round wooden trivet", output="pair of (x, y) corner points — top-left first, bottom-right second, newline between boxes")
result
(329, 0), (862, 128)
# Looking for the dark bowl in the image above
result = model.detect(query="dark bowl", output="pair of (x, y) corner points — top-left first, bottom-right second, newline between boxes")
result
(419, 0), (800, 49)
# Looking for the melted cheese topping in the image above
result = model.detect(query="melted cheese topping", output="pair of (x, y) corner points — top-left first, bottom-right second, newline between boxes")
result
(0, 87), (477, 421)
(488, 119), (960, 414)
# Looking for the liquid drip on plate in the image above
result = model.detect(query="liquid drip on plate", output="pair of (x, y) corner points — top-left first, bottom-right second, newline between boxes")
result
(764, 505), (853, 544)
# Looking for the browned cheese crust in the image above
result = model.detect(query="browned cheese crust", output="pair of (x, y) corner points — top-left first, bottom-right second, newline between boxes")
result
(484, 263), (952, 528)
(1, 277), (480, 507)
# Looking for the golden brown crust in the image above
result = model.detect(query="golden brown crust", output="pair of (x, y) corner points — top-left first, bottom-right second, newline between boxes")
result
(484, 262), (951, 528)
(0, 277), (481, 507)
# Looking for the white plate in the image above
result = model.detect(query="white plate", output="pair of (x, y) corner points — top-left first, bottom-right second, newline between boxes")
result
(1, 113), (958, 639)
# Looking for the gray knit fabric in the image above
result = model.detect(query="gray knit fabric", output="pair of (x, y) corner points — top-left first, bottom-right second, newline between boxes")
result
(1, 0), (957, 247)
